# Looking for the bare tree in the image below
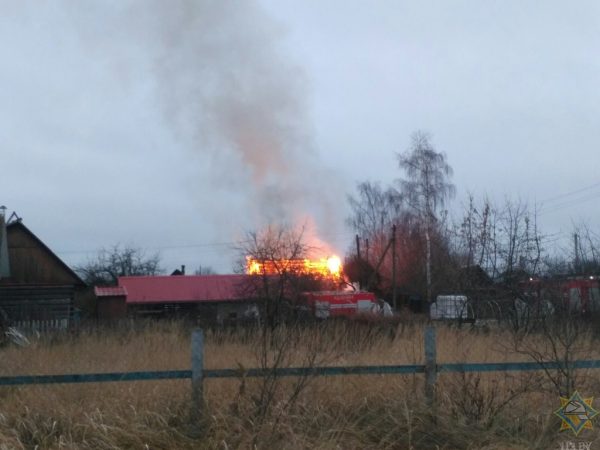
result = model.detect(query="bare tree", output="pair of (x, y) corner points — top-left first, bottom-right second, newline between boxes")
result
(540, 222), (600, 279)
(453, 196), (545, 281)
(237, 224), (314, 331)
(450, 196), (549, 320)
(454, 194), (496, 273)
(571, 222), (600, 276)
(75, 244), (162, 286)
(346, 181), (427, 303)
(397, 131), (455, 303)
(510, 298), (594, 396)
(346, 181), (401, 291)
(497, 199), (543, 282)
(346, 181), (402, 238)
(234, 225), (333, 445)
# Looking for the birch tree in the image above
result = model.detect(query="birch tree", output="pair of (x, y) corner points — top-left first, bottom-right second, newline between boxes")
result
(397, 131), (455, 303)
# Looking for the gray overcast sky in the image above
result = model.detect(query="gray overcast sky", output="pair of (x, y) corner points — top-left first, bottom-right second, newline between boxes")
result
(2, 1), (599, 274)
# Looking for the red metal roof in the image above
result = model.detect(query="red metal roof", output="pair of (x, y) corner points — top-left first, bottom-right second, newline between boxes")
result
(94, 286), (127, 297)
(118, 274), (254, 304)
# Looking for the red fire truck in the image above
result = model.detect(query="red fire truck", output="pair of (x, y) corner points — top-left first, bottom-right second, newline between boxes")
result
(520, 276), (600, 314)
(301, 291), (379, 319)
(561, 277), (600, 313)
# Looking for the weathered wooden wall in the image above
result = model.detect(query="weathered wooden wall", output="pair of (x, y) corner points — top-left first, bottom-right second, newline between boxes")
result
(6, 223), (81, 285)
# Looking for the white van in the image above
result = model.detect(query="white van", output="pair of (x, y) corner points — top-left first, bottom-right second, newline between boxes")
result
(429, 295), (471, 320)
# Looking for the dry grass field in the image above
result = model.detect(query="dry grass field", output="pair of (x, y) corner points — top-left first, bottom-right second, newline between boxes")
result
(1, 319), (599, 449)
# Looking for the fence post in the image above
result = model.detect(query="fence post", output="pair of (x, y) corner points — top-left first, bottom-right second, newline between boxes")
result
(191, 328), (204, 421)
(424, 325), (437, 405)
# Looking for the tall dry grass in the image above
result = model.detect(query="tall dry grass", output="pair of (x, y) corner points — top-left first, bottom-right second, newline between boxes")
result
(0, 320), (599, 449)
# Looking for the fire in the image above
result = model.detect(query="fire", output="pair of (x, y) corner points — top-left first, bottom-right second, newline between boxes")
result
(326, 256), (342, 276)
(246, 255), (342, 278)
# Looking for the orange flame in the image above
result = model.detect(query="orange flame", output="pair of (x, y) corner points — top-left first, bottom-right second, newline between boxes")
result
(246, 255), (342, 278)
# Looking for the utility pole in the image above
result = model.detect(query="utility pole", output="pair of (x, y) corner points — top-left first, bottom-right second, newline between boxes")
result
(366, 236), (394, 292)
(392, 224), (397, 311)
(424, 191), (433, 304)
(356, 234), (362, 289)
(574, 233), (580, 275)
(425, 218), (432, 304)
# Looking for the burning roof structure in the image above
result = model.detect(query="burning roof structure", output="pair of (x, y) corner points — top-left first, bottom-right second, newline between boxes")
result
(245, 255), (342, 279)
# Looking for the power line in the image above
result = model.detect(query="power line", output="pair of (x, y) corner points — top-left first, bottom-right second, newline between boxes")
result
(539, 180), (600, 205)
(537, 180), (600, 216)
(55, 231), (357, 256)
(56, 240), (245, 255)
(538, 190), (600, 216)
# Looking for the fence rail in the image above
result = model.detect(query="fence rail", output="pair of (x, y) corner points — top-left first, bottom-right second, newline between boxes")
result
(2, 327), (599, 414)
(0, 370), (192, 386)
(5, 360), (600, 387)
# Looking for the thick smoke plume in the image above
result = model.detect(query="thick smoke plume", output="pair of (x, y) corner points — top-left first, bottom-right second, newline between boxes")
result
(62, 0), (342, 258)
(68, 0), (341, 254)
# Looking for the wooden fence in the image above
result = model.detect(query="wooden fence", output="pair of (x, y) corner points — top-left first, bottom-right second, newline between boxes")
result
(2, 327), (600, 417)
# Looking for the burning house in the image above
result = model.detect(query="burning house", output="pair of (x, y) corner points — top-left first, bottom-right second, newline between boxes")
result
(94, 254), (380, 323)
(246, 255), (342, 279)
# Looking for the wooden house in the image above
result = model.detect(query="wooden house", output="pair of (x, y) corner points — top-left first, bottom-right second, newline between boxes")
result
(0, 212), (86, 330)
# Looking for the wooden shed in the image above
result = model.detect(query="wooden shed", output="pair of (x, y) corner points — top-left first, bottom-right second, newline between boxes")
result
(94, 286), (127, 321)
